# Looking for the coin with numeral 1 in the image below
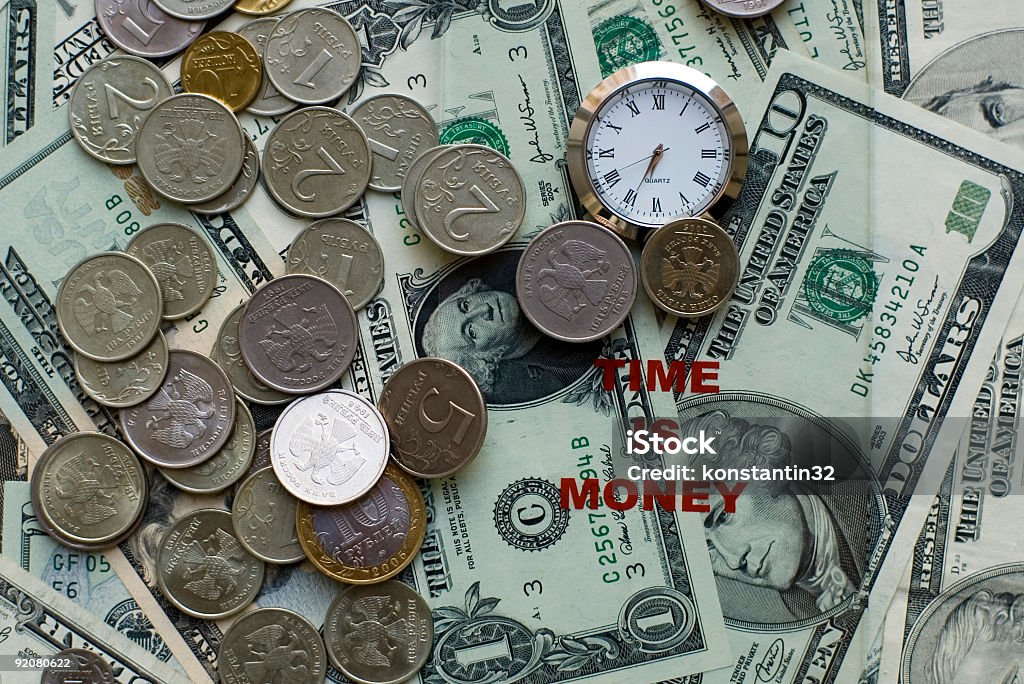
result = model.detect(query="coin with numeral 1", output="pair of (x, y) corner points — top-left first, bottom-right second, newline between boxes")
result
(95, 0), (205, 59)
(350, 94), (438, 191)
(237, 18), (296, 117)
(286, 219), (384, 310)
(264, 8), (361, 105)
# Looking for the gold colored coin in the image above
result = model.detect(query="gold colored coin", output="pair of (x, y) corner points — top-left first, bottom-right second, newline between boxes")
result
(233, 0), (293, 14)
(181, 31), (262, 112)
(296, 464), (426, 584)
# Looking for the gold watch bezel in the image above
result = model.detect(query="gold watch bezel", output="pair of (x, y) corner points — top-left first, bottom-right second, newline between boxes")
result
(567, 61), (748, 241)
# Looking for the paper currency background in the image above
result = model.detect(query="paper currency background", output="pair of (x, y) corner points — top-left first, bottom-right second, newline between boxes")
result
(0, 0), (1021, 683)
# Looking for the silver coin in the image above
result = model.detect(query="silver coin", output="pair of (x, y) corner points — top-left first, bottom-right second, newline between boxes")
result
(237, 18), (296, 117)
(286, 218), (384, 310)
(237, 429), (273, 489)
(152, 0), (234, 20)
(698, 0), (786, 18)
(30, 432), (148, 550)
(350, 94), (438, 192)
(156, 508), (264, 619)
(160, 399), (255, 493)
(270, 390), (389, 506)
(120, 349), (237, 468)
(238, 274), (358, 394)
(56, 252), (163, 362)
(400, 144), (447, 230)
(232, 466), (305, 564)
(95, 0), (205, 59)
(516, 220), (638, 342)
(41, 648), (116, 684)
(218, 607), (326, 684)
(74, 330), (168, 408)
(68, 55), (174, 165)
(264, 8), (361, 105)
(212, 303), (292, 405)
(135, 93), (246, 204)
(416, 144), (525, 255)
(191, 136), (261, 215)
(125, 222), (218, 319)
(262, 106), (371, 217)
(324, 581), (433, 684)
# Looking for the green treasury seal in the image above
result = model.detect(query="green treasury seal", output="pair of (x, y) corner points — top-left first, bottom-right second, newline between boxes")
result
(801, 249), (878, 324)
(439, 117), (511, 156)
(593, 15), (662, 77)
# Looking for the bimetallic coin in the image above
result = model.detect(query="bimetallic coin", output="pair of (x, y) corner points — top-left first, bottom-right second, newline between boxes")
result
(232, 467), (304, 563)
(296, 463), (425, 584)
(234, 0), (294, 15)
(181, 31), (262, 112)
(379, 358), (487, 478)
(237, 19), (296, 117)
(218, 608), (325, 684)
(161, 400), (255, 493)
(238, 275), (358, 393)
(416, 144), (526, 255)
(286, 219), (384, 310)
(95, 0), (205, 59)
(517, 220), (638, 342)
(136, 93), (246, 204)
(698, 0), (786, 18)
(74, 330), (168, 408)
(41, 648), (115, 684)
(271, 390), (389, 506)
(192, 136), (261, 215)
(120, 349), (236, 468)
(324, 580), (433, 683)
(125, 223), (217, 319)
(69, 56), (174, 164)
(351, 94), (438, 192)
(156, 508), (264, 619)
(56, 252), (162, 362)
(400, 144), (447, 229)
(152, 0), (234, 20)
(264, 8), (361, 105)
(30, 432), (148, 550)
(641, 216), (739, 317)
(213, 303), (292, 405)
(263, 107), (371, 217)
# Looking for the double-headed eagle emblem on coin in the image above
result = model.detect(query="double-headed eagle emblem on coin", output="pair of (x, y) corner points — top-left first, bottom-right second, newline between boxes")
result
(289, 413), (364, 486)
(538, 239), (610, 320)
(344, 594), (414, 667)
(154, 120), (227, 184)
(145, 368), (215, 448)
(260, 303), (339, 372)
(73, 269), (143, 334)
(142, 238), (191, 302)
(182, 528), (249, 601)
(54, 451), (121, 525)
(241, 624), (315, 684)
(663, 243), (720, 300)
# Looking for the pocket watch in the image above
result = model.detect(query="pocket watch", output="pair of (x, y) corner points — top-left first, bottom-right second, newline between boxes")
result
(567, 61), (748, 241)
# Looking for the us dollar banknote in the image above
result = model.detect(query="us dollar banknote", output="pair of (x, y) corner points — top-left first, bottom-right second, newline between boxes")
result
(773, 0), (867, 79)
(2, 0), (58, 146)
(656, 49), (1024, 683)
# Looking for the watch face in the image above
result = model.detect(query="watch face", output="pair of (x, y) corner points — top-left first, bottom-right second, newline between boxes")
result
(584, 78), (732, 228)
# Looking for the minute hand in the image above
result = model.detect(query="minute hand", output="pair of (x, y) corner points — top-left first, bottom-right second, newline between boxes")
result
(612, 146), (671, 176)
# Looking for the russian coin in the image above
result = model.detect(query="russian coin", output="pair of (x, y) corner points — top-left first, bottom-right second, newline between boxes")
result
(286, 218), (384, 310)
(232, 466), (305, 563)
(212, 303), (292, 405)
(69, 56), (174, 165)
(152, 0), (234, 20)
(399, 144), (447, 229)
(416, 144), (525, 255)
(30, 432), (148, 550)
(237, 18), (295, 117)
(161, 399), (255, 493)
(95, 0), (205, 59)
(74, 330), (168, 408)
(191, 136), (262, 215)
(324, 580), (433, 682)
(263, 107), (371, 217)
(238, 429), (273, 487)
(125, 222), (217, 319)
(698, 0), (786, 18)
(120, 349), (237, 468)
(264, 8), (361, 105)
(271, 389), (389, 506)
(56, 252), (162, 362)
(156, 508), (264, 619)
(350, 94), (438, 192)
(641, 216), (739, 317)
(296, 463), (425, 584)
(238, 274), (358, 393)
(41, 648), (115, 684)
(516, 220), (638, 342)
(135, 93), (247, 204)
(234, 0), (294, 15)
(181, 31), (262, 112)
(379, 358), (487, 478)
(218, 608), (325, 684)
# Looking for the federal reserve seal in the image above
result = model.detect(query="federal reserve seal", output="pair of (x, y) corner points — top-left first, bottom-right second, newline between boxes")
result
(493, 478), (569, 551)
(105, 599), (172, 661)
(801, 249), (878, 324)
(593, 16), (661, 77)
(439, 117), (510, 157)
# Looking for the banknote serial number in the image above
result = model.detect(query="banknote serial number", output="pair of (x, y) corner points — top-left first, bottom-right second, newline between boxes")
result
(14, 657), (73, 669)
